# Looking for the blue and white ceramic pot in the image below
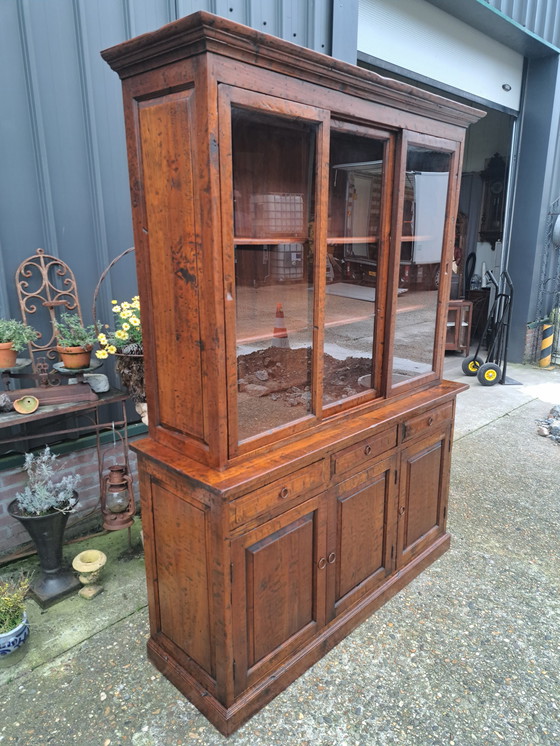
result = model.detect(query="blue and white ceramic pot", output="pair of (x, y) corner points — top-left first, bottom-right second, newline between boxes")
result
(0, 612), (29, 658)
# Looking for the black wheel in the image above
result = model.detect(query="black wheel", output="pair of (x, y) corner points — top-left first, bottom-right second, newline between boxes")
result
(462, 355), (483, 376)
(477, 362), (501, 386)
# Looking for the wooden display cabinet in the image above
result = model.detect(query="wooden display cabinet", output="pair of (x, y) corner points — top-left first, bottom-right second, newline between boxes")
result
(102, 12), (484, 735)
(446, 299), (473, 355)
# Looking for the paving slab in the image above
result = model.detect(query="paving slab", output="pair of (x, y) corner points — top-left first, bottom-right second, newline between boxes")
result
(444, 357), (560, 440)
(0, 522), (146, 688)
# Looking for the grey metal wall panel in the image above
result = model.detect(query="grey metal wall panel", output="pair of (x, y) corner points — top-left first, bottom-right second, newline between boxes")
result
(175, 0), (333, 51)
(332, 0), (359, 62)
(506, 53), (560, 360)
(488, 0), (560, 48)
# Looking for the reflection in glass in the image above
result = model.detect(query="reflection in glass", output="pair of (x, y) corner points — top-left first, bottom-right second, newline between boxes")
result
(231, 108), (316, 442)
(392, 146), (451, 385)
(324, 131), (385, 406)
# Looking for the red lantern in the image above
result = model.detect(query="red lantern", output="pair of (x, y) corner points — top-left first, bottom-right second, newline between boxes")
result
(101, 464), (135, 530)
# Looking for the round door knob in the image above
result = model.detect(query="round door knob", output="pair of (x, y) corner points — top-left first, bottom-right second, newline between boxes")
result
(318, 557), (327, 570)
(328, 552), (336, 564)
(279, 487), (289, 499)
(364, 444), (372, 456)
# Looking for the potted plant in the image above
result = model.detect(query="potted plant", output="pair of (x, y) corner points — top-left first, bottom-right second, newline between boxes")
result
(0, 575), (31, 661)
(97, 296), (146, 421)
(54, 312), (98, 369)
(0, 319), (38, 368)
(8, 446), (81, 607)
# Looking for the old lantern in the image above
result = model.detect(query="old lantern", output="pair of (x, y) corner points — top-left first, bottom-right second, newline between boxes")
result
(101, 464), (135, 530)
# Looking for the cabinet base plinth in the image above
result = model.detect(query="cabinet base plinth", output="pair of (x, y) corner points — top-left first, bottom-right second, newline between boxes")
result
(146, 533), (450, 736)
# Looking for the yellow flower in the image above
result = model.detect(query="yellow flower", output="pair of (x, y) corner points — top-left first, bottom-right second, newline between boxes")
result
(115, 329), (129, 340)
(122, 323), (130, 331)
(107, 345), (117, 354)
(111, 300), (117, 305)
(96, 349), (109, 359)
(121, 301), (130, 309)
(97, 333), (107, 345)
(112, 305), (121, 313)
(129, 316), (140, 326)
(120, 310), (132, 319)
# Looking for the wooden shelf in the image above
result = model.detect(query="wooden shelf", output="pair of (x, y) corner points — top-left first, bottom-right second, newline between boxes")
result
(327, 236), (379, 244)
(234, 237), (306, 245)
(400, 235), (433, 242)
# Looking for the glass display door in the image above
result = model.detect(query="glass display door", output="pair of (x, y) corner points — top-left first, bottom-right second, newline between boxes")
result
(219, 87), (329, 451)
(390, 133), (460, 391)
(220, 90), (459, 454)
(324, 123), (393, 411)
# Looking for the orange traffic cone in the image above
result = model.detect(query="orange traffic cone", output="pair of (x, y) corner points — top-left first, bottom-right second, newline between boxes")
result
(272, 303), (290, 347)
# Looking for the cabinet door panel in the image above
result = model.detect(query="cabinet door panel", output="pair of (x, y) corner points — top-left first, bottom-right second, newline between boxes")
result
(397, 428), (451, 567)
(231, 496), (327, 695)
(329, 456), (397, 619)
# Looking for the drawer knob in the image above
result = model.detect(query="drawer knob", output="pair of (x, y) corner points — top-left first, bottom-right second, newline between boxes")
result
(428, 417), (434, 426)
(279, 487), (289, 499)
(364, 444), (372, 456)
(398, 506), (406, 516)
(328, 552), (336, 564)
(318, 557), (327, 570)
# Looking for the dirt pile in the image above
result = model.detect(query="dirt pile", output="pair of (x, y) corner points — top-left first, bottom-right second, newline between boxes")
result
(238, 346), (372, 406)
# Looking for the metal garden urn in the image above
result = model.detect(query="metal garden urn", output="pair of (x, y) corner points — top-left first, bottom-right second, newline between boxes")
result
(8, 499), (81, 608)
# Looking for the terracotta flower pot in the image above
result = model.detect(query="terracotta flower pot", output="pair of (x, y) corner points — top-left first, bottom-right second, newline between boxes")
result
(0, 342), (18, 369)
(56, 344), (93, 369)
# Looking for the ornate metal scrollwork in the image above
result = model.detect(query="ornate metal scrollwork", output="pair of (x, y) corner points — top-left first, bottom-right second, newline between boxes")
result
(16, 249), (83, 370)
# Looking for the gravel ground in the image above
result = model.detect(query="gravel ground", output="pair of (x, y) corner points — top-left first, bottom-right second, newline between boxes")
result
(0, 368), (558, 746)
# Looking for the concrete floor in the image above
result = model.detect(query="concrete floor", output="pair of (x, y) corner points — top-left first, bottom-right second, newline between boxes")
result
(0, 359), (558, 745)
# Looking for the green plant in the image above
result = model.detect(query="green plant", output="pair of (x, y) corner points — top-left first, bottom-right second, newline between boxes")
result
(0, 575), (30, 633)
(13, 446), (80, 516)
(96, 295), (142, 359)
(0, 319), (38, 351)
(54, 312), (97, 349)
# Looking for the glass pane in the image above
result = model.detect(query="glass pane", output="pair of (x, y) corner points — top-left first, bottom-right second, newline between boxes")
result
(232, 108), (316, 442)
(324, 131), (385, 406)
(232, 108), (314, 240)
(392, 146), (451, 385)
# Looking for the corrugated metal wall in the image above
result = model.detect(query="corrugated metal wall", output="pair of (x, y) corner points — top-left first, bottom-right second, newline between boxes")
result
(486, 0), (560, 48)
(0, 0), (333, 329)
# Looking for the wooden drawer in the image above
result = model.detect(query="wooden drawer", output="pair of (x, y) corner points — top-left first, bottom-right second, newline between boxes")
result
(231, 460), (327, 527)
(331, 427), (397, 478)
(401, 403), (453, 442)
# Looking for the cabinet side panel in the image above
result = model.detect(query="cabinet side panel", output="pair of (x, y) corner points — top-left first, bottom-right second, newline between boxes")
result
(152, 480), (213, 677)
(138, 91), (205, 442)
